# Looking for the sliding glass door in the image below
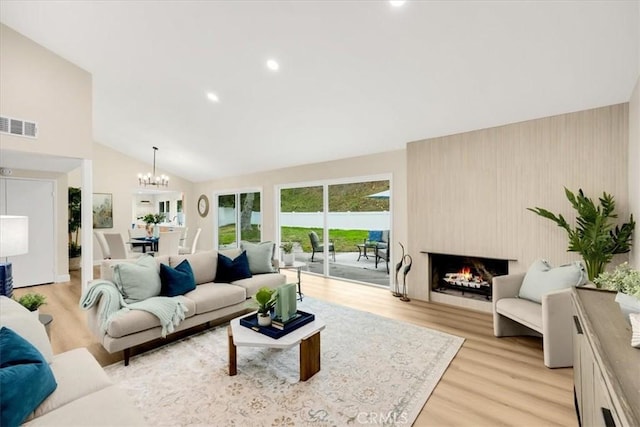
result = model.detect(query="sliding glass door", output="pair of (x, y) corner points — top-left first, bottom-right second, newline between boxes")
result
(216, 190), (261, 249)
(278, 177), (391, 287)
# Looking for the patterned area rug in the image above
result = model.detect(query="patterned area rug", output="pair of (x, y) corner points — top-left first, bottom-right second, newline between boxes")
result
(105, 298), (464, 426)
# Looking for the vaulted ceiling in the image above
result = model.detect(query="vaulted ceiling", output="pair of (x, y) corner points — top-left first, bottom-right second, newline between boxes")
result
(1, 1), (638, 182)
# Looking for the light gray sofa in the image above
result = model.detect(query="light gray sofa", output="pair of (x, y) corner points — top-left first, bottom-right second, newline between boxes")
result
(0, 296), (146, 426)
(87, 249), (286, 365)
(492, 273), (574, 368)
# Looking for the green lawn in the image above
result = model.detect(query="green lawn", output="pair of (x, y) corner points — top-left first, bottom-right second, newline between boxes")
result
(218, 224), (367, 252)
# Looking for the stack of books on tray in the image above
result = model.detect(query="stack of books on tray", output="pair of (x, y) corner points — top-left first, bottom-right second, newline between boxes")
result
(240, 310), (315, 339)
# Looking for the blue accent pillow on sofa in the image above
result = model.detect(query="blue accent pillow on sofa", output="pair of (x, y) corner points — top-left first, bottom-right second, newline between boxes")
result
(160, 260), (196, 297)
(215, 251), (252, 283)
(0, 327), (57, 427)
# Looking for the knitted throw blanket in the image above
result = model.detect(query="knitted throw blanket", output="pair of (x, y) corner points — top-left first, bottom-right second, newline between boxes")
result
(80, 280), (188, 338)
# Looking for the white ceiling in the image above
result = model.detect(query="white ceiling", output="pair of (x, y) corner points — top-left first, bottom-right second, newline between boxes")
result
(1, 1), (638, 182)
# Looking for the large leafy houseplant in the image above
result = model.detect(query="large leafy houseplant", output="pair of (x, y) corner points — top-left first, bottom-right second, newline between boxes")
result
(528, 188), (635, 283)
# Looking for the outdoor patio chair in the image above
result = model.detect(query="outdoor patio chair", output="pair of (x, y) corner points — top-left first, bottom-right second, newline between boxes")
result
(308, 231), (335, 262)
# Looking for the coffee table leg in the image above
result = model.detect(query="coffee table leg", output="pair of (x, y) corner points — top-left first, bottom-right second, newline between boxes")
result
(299, 331), (321, 381)
(228, 326), (237, 376)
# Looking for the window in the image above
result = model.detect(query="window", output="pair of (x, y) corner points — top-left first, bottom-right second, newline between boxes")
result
(216, 190), (262, 249)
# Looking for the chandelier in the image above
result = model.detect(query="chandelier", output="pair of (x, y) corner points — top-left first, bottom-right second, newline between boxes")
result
(138, 146), (169, 187)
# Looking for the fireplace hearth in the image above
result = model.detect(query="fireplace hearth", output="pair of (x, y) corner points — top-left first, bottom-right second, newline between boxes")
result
(429, 253), (509, 301)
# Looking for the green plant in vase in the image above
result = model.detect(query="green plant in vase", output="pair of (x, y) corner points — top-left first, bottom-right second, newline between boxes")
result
(528, 188), (635, 282)
(594, 262), (640, 320)
(250, 286), (277, 326)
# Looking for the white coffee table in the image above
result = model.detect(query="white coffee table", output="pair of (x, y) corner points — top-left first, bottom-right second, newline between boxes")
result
(228, 312), (326, 381)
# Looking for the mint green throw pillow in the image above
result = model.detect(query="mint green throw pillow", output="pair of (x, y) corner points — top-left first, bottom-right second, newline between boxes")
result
(113, 255), (161, 303)
(240, 241), (276, 274)
(518, 259), (586, 304)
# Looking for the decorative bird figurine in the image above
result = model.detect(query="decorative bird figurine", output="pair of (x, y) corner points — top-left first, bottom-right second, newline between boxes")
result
(393, 242), (405, 297)
(400, 254), (412, 302)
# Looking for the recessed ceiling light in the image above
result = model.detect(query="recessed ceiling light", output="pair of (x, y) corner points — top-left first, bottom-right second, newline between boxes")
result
(207, 92), (219, 103)
(389, 0), (406, 7)
(266, 59), (279, 71)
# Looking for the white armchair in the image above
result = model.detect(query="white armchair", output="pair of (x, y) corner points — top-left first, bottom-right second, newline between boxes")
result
(492, 273), (574, 368)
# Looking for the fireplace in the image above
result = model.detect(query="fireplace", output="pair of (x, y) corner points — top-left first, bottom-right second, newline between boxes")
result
(429, 253), (509, 302)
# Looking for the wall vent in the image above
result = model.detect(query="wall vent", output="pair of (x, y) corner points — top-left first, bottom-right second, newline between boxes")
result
(0, 115), (38, 139)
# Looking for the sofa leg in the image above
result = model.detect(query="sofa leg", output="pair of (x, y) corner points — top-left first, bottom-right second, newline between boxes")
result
(124, 348), (130, 366)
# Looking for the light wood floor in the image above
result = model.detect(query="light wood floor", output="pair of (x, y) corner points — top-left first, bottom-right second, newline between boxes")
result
(15, 270), (577, 427)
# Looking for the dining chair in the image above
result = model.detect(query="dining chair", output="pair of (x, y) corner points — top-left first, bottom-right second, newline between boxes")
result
(127, 228), (148, 252)
(180, 227), (189, 246)
(103, 233), (143, 260)
(178, 228), (201, 255)
(94, 231), (111, 259)
(156, 231), (182, 257)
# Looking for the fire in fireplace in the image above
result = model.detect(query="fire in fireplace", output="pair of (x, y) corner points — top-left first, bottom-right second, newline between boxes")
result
(429, 253), (509, 301)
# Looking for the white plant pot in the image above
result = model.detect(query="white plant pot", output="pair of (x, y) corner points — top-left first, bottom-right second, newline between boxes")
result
(283, 253), (295, 266)
(31, 308), (40, 318)
(615, 291), (640, 323)
(257, 313), (271, 327)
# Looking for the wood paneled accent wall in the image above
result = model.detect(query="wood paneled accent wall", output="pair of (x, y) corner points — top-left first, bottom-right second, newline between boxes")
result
(407, 104), (629, 301)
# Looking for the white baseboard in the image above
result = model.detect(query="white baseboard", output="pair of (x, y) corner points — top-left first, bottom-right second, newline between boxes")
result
(56, 274), (71, 283)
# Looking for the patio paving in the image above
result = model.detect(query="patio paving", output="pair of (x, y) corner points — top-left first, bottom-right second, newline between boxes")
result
(293, 251), (391, 287)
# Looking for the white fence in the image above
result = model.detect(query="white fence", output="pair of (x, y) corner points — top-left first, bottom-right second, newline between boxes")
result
(218, 208), (389, 230)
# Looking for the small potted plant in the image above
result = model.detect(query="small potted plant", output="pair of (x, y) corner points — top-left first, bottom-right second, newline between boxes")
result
(16, 292), (47, 316)
(251, 287), (277, 326)
(593, 262), (640, 321)
(138, 213), (166, 238)
(280, 242), (295, 266)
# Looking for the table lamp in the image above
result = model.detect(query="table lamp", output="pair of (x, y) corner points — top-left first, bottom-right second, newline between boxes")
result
(0, 215), (29, 298)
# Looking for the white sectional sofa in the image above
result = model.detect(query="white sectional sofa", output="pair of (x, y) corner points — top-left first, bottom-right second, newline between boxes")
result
(0, 296), (146, 426)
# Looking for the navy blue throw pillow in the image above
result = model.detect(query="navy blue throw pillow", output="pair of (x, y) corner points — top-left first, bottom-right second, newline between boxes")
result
(368, 230), (383, 242)
(160, 260), (197, 297)
(215, 251), (252, 283)
(0, 327), (57, 427)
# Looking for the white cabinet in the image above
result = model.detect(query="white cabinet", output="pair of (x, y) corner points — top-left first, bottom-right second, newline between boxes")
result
(572, 288), (639, 427)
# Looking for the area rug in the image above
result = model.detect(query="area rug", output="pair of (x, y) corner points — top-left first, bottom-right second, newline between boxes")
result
(104, 298), (464, 426)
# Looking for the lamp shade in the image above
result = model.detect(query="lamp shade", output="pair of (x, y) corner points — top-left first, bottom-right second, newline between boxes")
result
(0, 215), (29, 257)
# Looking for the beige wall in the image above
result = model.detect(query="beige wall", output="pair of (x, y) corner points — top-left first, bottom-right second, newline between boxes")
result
(629, 75), (640, 268)
(0, 24), (92, 160)
(192, 149), (407, 271)
(69, 142), (196, 262)
(408, 104), (629, 301)
(0, 23), (92, 281)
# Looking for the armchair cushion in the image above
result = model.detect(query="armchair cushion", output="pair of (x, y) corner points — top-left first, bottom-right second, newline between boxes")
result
(367, 230), (383, 242)
(518, 259), (586, 304)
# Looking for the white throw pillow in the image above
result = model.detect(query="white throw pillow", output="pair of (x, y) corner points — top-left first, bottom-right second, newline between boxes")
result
(519, 259), (586, 304)
(240, 241), (276, 274)
(0, 296), (54, 363)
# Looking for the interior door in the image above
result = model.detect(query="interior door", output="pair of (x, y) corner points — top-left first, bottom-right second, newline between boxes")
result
(0, 178), (55, 287)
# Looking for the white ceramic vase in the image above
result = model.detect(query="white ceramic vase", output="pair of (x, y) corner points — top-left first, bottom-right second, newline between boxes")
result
(257, 313), (271, 327)
(283, 253), (294, 266)
(615, 291), (640, 323)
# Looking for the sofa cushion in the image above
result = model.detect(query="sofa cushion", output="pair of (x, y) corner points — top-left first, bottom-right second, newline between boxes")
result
(215, 251), (252, 283)
(240, 241), (277, 274)
(0, 327), (57, 427)
(0, 296), (53, 363)
(183, 283), (246, 314)
(519, 259), (586, 304)
(112, 254), (162, 303)
(23, 385), (147, 427)
(25, 348), (112, 421)
(170, 250), (217, 285)
(106, 296), (196, 338)
(496, 298), (543, 333)
(232, 273), (287, 297)
(160, 260), (196, 297)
